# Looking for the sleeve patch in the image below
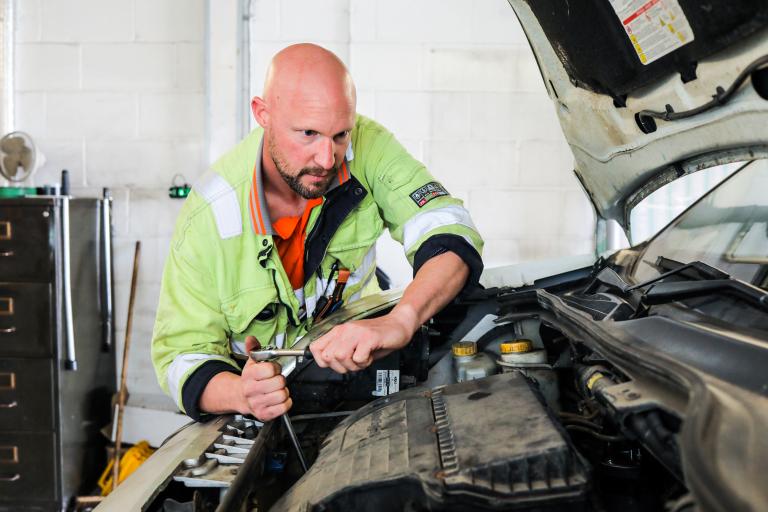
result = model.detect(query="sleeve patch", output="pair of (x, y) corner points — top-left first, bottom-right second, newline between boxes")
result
(410, 182), (449, 208)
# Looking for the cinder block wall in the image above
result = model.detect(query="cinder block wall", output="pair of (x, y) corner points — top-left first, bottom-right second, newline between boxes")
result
(13, 0), (206, 408)
(248, 0), (596, 285)
(12, 0), (596, 410)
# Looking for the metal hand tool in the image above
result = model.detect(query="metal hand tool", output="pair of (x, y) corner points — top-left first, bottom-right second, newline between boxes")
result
(249, 346), (312, 473)
(281, 415), (308, 473)
(249, 347), (313, 363)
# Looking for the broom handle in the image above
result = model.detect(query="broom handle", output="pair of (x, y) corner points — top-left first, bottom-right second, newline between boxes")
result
(113, 241), (141, 491)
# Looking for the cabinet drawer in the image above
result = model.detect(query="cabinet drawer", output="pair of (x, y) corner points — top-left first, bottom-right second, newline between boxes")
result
(0, 432), (57, 503)
(0, 206), (54, 283)
(0, 359), (54, 431)
(0, 283), (52, 357)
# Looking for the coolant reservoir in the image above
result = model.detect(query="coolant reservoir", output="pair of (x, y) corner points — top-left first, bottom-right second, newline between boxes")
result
(498, 339), (560, 410)
(452, 342), (497, 382)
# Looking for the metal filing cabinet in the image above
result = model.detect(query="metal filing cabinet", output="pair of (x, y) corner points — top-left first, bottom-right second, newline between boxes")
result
(0, 196), (117, 511)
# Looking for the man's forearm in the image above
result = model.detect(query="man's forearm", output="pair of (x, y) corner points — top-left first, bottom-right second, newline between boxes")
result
(308, 251), (470, 371)
(199, 371), (246, 415)
(388, 251), (469, 337)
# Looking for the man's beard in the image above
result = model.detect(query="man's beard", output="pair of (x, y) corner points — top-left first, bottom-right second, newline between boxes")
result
(268, 135), (338, 199)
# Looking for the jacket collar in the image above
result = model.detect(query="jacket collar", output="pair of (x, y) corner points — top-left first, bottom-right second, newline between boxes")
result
(248, 138), (354, 236)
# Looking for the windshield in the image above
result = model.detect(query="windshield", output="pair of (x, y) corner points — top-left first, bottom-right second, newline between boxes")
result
(632, 159), (768, 291)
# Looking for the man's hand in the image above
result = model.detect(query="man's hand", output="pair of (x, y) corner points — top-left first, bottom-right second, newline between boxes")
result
(198, 336), (293, 420)
(309, 252), (469, 375)
(237, 336), (292, 420)
(309, 306), (418, 373)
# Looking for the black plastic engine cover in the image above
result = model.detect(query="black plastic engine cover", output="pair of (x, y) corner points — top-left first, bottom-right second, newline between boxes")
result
(271, 372), (589, 511)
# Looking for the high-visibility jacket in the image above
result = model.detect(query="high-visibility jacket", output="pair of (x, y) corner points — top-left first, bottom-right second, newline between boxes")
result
(152, 115), (484, 418)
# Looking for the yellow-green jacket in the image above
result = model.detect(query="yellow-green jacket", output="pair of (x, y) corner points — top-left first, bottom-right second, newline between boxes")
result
(152, 115), (483, 418)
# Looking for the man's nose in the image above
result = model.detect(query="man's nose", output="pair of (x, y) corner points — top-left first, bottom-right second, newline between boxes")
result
(314, 137), (335, 170)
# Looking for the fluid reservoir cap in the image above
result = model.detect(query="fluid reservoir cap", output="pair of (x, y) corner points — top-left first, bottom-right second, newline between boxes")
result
(452, 342), (477, 357)
(500, 340), (533, 354)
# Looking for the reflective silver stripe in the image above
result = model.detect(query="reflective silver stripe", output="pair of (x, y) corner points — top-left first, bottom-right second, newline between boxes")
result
(402, 205), (478, 251)
(348, 245), (376, 288)
(274, 332), (286, 349)
(348, 270), (376, 303)
(306, 292), (318, 321)
(167, 353), (234, 410)
(346, 142), (354, 162)
(194, 171), (243, 239)
(294, 288), (305, 306)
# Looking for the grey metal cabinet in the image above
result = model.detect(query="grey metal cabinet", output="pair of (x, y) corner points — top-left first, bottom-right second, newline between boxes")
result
(0, 197), (117, 511)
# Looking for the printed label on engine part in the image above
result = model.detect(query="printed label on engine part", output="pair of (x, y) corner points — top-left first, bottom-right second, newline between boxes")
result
(372, 370), (401, 396)
(609, 0), (694, 65)
(388, 370), (400, 394)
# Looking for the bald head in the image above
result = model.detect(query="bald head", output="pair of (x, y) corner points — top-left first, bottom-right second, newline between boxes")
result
(252, 44), (357, 200)
(263, 43), (355, 109)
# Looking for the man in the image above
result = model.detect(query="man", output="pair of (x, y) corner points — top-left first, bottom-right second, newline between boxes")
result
(152, 44), (483, 421)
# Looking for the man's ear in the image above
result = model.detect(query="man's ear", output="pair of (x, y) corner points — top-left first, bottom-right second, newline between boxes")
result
(251, 96), (269, 128)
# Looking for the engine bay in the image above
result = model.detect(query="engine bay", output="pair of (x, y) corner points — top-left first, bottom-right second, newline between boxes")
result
(139, 271), (697, 512)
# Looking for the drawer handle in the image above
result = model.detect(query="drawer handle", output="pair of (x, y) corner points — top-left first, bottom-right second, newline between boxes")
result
(0, 327), (16, 334)
(0, 372), (15, 390)
(0, 250), (13, 257)
(0, 298), (13, 316)
(0, 474), (20, 482)
(0, 401), (17, 409)
(0, 445), (19, 463)
(0, 221), (10, 241)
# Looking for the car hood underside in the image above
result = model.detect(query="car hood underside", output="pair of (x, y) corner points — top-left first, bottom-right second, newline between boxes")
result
(508, 0), (768, 227)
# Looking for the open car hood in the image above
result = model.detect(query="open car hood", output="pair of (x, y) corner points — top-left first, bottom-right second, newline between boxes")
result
(508, 0), (768, 229)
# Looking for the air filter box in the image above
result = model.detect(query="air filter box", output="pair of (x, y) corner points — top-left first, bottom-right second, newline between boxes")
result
(272, 372), (590, 511)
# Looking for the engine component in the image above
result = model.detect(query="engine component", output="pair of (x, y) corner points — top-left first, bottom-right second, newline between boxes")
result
(451, 341), (497, 382)
(499, 339), (545, 364)
(289, 326), (431, 409)
(498, 339), (560, 411)
(575, 365), (618, 399)
(271, 372), (590, 511)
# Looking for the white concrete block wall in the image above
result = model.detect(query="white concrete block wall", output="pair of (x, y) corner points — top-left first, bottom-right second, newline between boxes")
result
(248, 0), (596, 284)
(10, 0), (597, 414)
(13, 0), (206, 409)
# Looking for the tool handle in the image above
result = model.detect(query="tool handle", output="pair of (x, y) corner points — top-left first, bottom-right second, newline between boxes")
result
(60, 169), (70, 196)
(61, 197), (77, 371)
(248, 348), (313, 362)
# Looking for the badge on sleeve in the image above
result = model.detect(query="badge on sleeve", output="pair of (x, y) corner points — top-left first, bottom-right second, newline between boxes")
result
(409, 182), (449, 207)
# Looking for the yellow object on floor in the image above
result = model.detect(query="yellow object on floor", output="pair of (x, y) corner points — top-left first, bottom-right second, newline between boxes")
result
(97, 440), (155, 496)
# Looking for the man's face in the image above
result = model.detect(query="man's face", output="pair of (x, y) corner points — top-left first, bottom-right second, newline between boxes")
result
(265, 94), (355, 199)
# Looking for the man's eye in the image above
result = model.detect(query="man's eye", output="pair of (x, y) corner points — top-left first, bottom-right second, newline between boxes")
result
(334, 131), (349, 141)
(303, 130), (317, 137)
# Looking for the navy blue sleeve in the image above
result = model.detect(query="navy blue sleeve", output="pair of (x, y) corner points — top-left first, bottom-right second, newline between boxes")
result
(181, 360), (241, 421)
(412, 233), (484, 295)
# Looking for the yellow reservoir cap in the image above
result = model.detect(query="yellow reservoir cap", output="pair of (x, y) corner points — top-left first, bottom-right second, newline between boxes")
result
(500, 340), (533, 354)
(452, 342), (477, 357)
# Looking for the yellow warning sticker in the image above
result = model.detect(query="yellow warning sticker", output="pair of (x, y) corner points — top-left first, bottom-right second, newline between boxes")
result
(609, 0), (694, 65)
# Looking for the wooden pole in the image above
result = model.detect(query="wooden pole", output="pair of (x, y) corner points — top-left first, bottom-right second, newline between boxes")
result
(112, 241), (141, 492)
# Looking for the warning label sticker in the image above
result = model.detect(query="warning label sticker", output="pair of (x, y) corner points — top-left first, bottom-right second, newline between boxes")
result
(609, 0), (694, 65)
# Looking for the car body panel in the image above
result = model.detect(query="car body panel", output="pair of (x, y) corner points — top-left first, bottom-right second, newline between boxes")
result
(508, 0), (768, 227)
